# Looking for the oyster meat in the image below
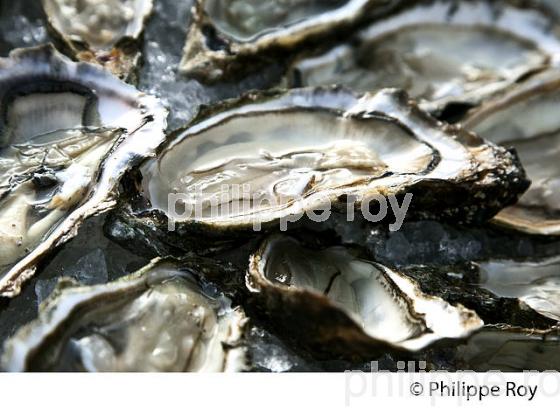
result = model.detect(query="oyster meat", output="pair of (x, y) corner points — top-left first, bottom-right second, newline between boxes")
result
(464, 69), (560, 235)
(180, 0), (392, 82)
(109, 87), (527, 254)
(1, 258), (247, 372)
(284, 0), (560, 118)
(246, 235), (483, 358)
(0, 45), (167, 297)
(42, 0), (153, 80)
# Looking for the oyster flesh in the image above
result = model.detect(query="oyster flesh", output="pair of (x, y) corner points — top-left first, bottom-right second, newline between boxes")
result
(464, 69), (560, 235)
(0, 45), (167, 298)
(246, 235), (483, 358)
(109, 86), (527, 255)
(284, 0), (560, 118)
(1, 258), (247, 372)
(42, 0), (153, 80)
(180, 0), (392, 82)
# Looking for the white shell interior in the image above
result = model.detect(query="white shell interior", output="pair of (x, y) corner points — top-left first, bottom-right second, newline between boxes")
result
(2, 263), (246, 372)
(205, 0), (348, 41)
(145, 108), (433, 223)
(258, 236), (482, 350)
(42, 0), (153, 49)
(289, 0), (560, 111)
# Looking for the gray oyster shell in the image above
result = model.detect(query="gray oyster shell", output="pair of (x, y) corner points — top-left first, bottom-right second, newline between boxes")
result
(0, 45), (167, 297)
(477, 256), (560, 321)
(284, 0), (560, 119)
(1, 258), (247, 372)
(456, 325), (560, 371)
(179, 0), (393, 82)
(246, 234), (483, 359)
(463, 69), (560, 235)
(108, 86), (527, 255)
(41, 0), (153, 81)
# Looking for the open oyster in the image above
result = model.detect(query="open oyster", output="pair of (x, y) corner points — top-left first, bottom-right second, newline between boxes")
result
(108, 87), (527, 255)
(284, 0), (560, 119)
(456, 325), (560, 371)
(397, 262), (558, 330)
(179, 0), (392, 82)
(464, 69), (560, 235)
(477, 256), (560, 321)
(41, 0), (153, 81)
(1, 258), (247, 372)
(0, 45), (167, 298)
(246, 235), (483, 358)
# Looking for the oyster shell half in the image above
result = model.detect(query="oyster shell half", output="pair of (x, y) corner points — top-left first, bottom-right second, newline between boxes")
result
(456, 325), (560, 371)
(284, 0), (560, 119)
(0, 45), (167, 298)
(464, 69), (560, 235)
(180, 0), (392, 82)
(109, 87), (527, 255)
(478, 256), (560, 321)
(246, 235), (483, 358)
(1, 258), (247, 372)
(41, 0), (153, 80)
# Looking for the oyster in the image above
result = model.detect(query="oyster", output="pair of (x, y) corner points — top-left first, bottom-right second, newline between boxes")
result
(284, 0), (560, 119)
(398, 263), (558, 330)
(477, 256), (560, 321)
(41, 0), (153, 81)
(456, 325), (560, 371)
(179, 0), (392, 82)
(0, 45), (167, 298)
(1, 258), (247, 372)
(463, 69), (560, 235)
(108, 87), (527, 255)
(246, 235), (483, 358)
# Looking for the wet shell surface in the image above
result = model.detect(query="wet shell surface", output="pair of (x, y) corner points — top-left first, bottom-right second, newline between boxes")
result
(107, 86), (528, 255)
(456, 325), (560, 371)
(464, 69), (560, 235)
(284, 0), (560, 119)
(41, 0), (153, 80)
(0, 45), (167, 298)
(1, 258), (248, 372)
(246, 234), (483, 358)
(179, 0), (392, 82)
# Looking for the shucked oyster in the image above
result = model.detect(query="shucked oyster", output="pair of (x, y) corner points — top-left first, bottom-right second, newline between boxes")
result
(180, 0), (392, 82)
(1, 258), (247, 371)
(284, 0), (560, 119)
(246, 235), (483, 358)
(41, 0), (153, 80)
(108, 87), (527, 255)
(0, 45), (167, 297)
(464, 69), (560, 235)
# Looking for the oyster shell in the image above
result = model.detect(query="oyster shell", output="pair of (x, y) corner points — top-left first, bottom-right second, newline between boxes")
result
(463, 69), (560, 235)
(246, 234), (483, 358)
(284, 0), (560, 119)
(1, 258), (247, 372)
(456, 325), (560, 371)
(41, 0), (153, 81)
(179, 0), (392, 82)
(108, 87), (527, 255)
(0, 45), (167, 298)
(477, 256), (560, 321)
(398, 263), (557, 330)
